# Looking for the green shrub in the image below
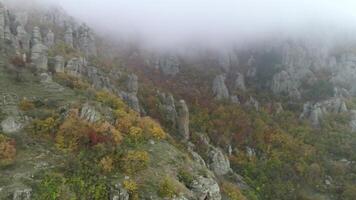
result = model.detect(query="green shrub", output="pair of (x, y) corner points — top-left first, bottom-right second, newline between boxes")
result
(158, 176), (178, 198)
(177, 168), (194, 188)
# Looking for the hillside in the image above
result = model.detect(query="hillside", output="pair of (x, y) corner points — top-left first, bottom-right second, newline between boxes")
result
(0, 1), (356, 200)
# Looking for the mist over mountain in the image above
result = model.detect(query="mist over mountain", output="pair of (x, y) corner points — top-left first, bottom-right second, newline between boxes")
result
(2, 0), (356, 200)
(6, 0), (356, 50)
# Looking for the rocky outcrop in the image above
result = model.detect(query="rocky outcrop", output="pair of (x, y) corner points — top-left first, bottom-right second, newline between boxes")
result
(31, 43), (48, 70)
(207, 146), (231, 175)
(177, 100), (190, 140)
(13, 188), (32, 200)
(126, 74), (138, 94)
(0, 3), (5, 40)
(246, 56), (257, 78)
(120, 74), (140, 112)
(1, 116), (23, 133)
(300, 97), (348, 127)
(110, 182), (129, 200)
(191, 176), (221, 200)
(54, 55), (65, 73)
(65, 57), (86, 77)
(234, 72), (246, 91)
(158, 92), (191, 139)
(245, 96), (259, 111)
(30, 26), (42, 46)
(271, 70), (301, 99)
(158, 92), (178, 128)
(77, 24), (97, 57)
(212, 74), (229, 100)
(64, 25), (73, 47)
(45, 29), (55, 48)
(80, 103), (101, 123)
(15, 25), (30, 50)
(155, 55), (180, 76)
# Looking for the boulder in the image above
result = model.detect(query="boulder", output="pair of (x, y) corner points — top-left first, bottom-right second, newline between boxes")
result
(1, 116), (22, 134)
(177, 100), (190, 140)
(191, 176), (221, 200)
(207, 146), (231, 175)
(212, 74), (229, 100)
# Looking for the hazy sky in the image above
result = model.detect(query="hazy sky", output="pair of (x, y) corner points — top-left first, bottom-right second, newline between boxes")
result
(13, 0), (356, 48)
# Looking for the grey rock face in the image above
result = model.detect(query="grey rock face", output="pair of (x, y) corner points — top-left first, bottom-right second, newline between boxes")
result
(30, 26), (42, 46)
(0, 3), (5, 40)
(271, 70), (301, 99)
(77, 24), (97, 57)
(121, 92), (140, 113)
(191, 176), (221, 200)
(15, 25), (30, 50)
(31, 43), (48, 70)
(230, 95), (240, 104)
(65, 57), (86, 77)
(126, 74), (138, 94)
(158, 92), (178, 128)
(110, 183), (129, 200)
(1, 116), (23, 133)
(86, 66), (113, 91)
(80, 103), (101, 123)
(207, 146), (231, 175)
(45, 29), (55, 48)
(157, 55), (180, 76)
(245, 96), (259, 111)
(234, 72), (246, 91)
(54, 55), (64, 73)
(177, 100), (190, 140)
(64, 25), (73, 47)
(212, 74), (229, 100)
(13, 188), (32, 200)
(300, 97), (348, 127)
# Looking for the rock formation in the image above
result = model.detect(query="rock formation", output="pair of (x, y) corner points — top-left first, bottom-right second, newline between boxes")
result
(300, 97), (348, 127)
(120, 74), (140, 112)
(45, 29), (55, 48)
(64, 25), (73, 47)
(234, 72), (246, 91)
(80, 103), (101, 123)
(54, 55), (65, 73)
(191, 176), (222, 200)
(212, 74), (229, 100)
(156, 55), (180, 76)
(65, 57), (86, 77)
(207, 146), (231, 175)
(77, 24), (97, 57)
(177, 100), (190, 140)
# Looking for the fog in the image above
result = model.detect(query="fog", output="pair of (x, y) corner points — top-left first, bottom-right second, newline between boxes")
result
(5, 0), (356, 49)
